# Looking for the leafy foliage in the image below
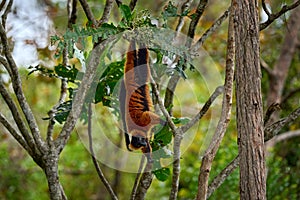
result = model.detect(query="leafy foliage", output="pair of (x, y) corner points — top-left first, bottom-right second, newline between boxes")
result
(94, 60), (124, 106)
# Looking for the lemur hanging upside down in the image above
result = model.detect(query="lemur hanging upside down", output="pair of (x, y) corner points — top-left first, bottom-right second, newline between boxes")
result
(119, 41), (164, 162)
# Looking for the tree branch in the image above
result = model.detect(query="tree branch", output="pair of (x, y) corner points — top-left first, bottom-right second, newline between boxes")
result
(115, 0), (122, 7)
(186, 0), (208, 47)
(150, 76), (177, 133)
(178, 86), (224, 134)
(47, 1), (75, 144)
(192, 8), (230, 53)
(266, 130), (300, 148)
(0, 112), (32, 155)
(130, 156), (146, 200)
(207, 106), (300, 197)
(67, 0), (77, 28)
(281, 87), (300, 105)
(1, 0), (13, 28)
(0, 23), (46, 153)
(259, 0), (300, 31)
(262, 0), (271, 17)
(0, 0), (7, 11)
(260, 58), (273, 76)
(78, 0), (97, 25)
(129, 0), (138, 11)
(98, 0), (114, 26)
(264, 106), (300, 141)
(264, 103), (281, 126)
(135, 162), (153, 200)
(175, 0), (193, 39)
(0, 79), (37, 154)
(196, 2), (235, 198)
(55, 37), (114, 153)
(0, 55), (12, 77)
(207, 155), (239, 198)
(87, 103), (118, 200)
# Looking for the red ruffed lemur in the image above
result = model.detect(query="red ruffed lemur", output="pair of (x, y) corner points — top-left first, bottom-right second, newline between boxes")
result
(120, 41), (164, 162)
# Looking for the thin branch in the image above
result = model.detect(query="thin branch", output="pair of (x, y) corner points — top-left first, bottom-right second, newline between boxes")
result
(191, 8), (230, 54)
(281, 87), (300, 105)
(98, 0), (114, 26)
(130, 156), (146, 200)
(0, 23), (46, 153)
(262, 0), (271, 17)
(260, 0), (300, 31)
(87, 103), (118, 200)
(207, 155), (239, 198)
(196, 2), (235, 198)
(260, 58), (273, 76)
(78, 0), (97, 25)
(150, 76), (177, 133)
(67, 0), (77, 28)
(0, 112), (32, 155)
(129, 0), (138, 11)
(0, 0), (7, 11)
(0, 55), (12, 76)
(152, 78), (223, 200)
(264, 106), (300, 141)
(164, 1), (193, 113)
(115, 0), (122, 7)
(264, 103), (281, 126)
(186, 0), (208, 47)
(47, 0), (75, 144)
(164, 74), (180, 115)
(135, 162), (153, 199)
(1, 0), (13, 28)
(55, 37), (114, 153)
(168, 81), (223, 200)
(207, 106), (300, 197)
(178, 86), (224, 134)
(266, 130), (300, 148)
(175, 0), (193, 39)
(169, 130), (183, 200)
(0, 79), (37, 153)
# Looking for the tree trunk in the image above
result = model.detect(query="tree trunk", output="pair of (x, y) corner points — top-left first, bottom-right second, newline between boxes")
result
(235, 0), (266, 199)
(43, 148), (64, 200)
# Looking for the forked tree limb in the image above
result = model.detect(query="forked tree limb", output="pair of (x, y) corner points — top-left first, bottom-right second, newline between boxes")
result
(196, 1), (235, 198)
(260, 0), (300, 30)
(0, 23), (47, 153)
(207, 106), (300, 199)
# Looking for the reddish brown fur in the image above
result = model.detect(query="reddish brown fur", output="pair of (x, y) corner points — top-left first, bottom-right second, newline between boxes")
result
(122, 41), (161, 159)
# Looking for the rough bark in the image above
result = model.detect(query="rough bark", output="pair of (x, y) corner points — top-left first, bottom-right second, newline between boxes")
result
(235, 0), (266, 199)
(43, 148), (62, 200)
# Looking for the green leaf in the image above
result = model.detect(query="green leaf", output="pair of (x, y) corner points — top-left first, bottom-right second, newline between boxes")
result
(94, 60), (125, 106)
(120, 4), (132, 23)
(153, 167), (171, 181)
(55, 64), (79, 82)
(172, 117), (190, 125)
(53, 100), (72, 124)
(50, 35), (60, 45)
(162, 1), (178, 20)
(154, 126), (173, 147)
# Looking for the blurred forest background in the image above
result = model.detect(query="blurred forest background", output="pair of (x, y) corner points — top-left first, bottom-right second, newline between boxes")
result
(0, 0), (300, 199)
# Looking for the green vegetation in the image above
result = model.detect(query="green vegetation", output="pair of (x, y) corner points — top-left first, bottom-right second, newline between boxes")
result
(0, 0), (299, 199)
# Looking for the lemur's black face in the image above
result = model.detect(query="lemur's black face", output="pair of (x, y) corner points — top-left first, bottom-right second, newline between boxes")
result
(131, 136), (147, 148)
